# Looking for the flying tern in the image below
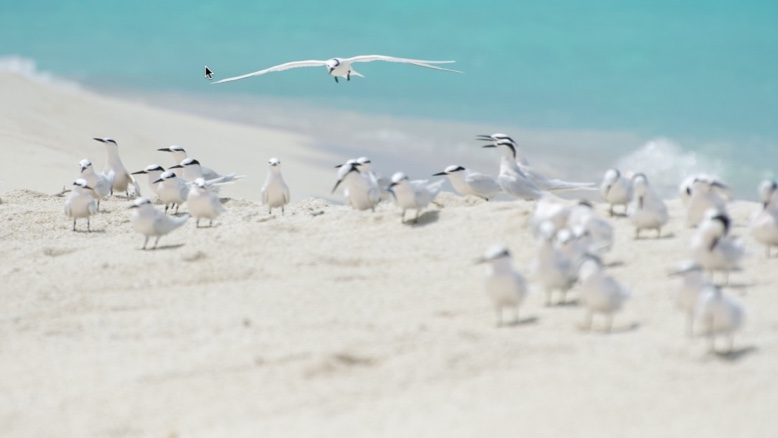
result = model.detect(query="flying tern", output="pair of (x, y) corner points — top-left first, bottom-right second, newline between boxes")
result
(213, 55), (461, 84)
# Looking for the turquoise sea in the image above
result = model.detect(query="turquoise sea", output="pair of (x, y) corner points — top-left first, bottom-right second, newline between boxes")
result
(2, 1), (777, 198)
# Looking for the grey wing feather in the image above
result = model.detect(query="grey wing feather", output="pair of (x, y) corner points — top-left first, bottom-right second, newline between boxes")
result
(466, 173), (501, 194)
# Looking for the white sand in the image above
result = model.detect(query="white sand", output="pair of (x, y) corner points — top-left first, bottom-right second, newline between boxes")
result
(1, 74), (777, 437)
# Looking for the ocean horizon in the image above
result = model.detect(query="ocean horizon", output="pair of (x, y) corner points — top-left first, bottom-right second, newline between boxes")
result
(2, 1), (777, 199)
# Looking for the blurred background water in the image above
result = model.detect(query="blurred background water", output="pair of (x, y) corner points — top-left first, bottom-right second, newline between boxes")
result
(2, 0), (777, 198)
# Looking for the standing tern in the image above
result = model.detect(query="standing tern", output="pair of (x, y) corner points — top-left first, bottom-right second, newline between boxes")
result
(685, 177), (729, 227)
(332, 161), (381, 212)
(531, 221), (577, 306)
(750, 179), (778, 257)
(131, 164), (166, 197)
(477, 245), (529, 327)
(482, 140), (547, 200)
(78, 159), (113, 211)
(152, 171), (189, 214)
(529, 197), (571, 237)
(627, 173), (669, 238)
(679, 174), (732, 208)
(261, 158), (290, 215)
(93, 137), (141, 197)
(169, 158), (243, 187)
(157, 145), (231, 181)
(212, 55), (461, 84)
(355, 157), (391, 202)
(129, 198), (189, 250)
(697, 285), (745, 354)
(432, 165), (501, 201)
(690, 210), (744, 284)
(476, 134), (595, 192)
(599, 168), (632, 216)
(388, 172), (444, 223)
(188, 178), (226, 227)
(669, 261), (712, 336)
(567, 201), (614, 254)
(64, 179), (97, 232)
(577, 255), (631, 332)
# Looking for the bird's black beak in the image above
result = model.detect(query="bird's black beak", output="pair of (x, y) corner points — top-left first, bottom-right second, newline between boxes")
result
(131, 170), (147, 175)
(157, 148), (171, 152)
(128, 204), (138, 209)
(152, 178), (164, 184)
(476, 135), (493, 140)
(332, 179), (343, 194)
(481, 144), (497, 148)
(80, 166), (87, 172)
(388, 182), (398, 188)
(432, 172), (447, 176)
(93, 137), (105, 143)
(85, 185), (95, 191)
(334, 164), (343, 168)
(170, 164), (183, 169)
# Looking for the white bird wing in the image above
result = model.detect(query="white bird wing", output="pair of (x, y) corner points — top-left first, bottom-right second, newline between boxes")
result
(155, 212), (189, 235)
(212, 59), (329, 84)
(344, 55), (462, 73)
(466, 172), (501, 194)
(283, 183), (290, 204)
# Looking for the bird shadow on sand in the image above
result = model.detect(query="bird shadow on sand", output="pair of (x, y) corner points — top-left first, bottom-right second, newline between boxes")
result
(604, 260), (625, 269)
(137, 243), (185, 251)
(578, 321), (640, 335)
(72, 229), (106, 234)
(405, 210), (440, 228)
(548, 299), (579, 308)
(709, 345), (757, 362)
(500, 316), (539, 328)
(635, 232), (675, 240)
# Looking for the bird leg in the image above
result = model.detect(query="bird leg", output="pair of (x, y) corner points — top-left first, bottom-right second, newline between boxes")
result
(495, 307), (503, 328)
(401, 210), (406, 223)
(209, 219), (213, 227)
(584, 311), (593, 331)
(174, 204), (180, 214)
(282, 206), (285, 216)
(686, 312), (694, 338)
(608, 204), (614, 217)
(72, 219), (77, 231)
(334, 77), (339, 83)
(153, 236), (161, 249)
(635, 228), (640, 239)
(606, 314), (614, 333)
(196, 218), (200, 228)
(165, 204), (169, 214)
(142, 236), (149, 250)
(347, 71), (351, 81)
(87, 218), (91, 233)
(657, 227), (662, 238)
